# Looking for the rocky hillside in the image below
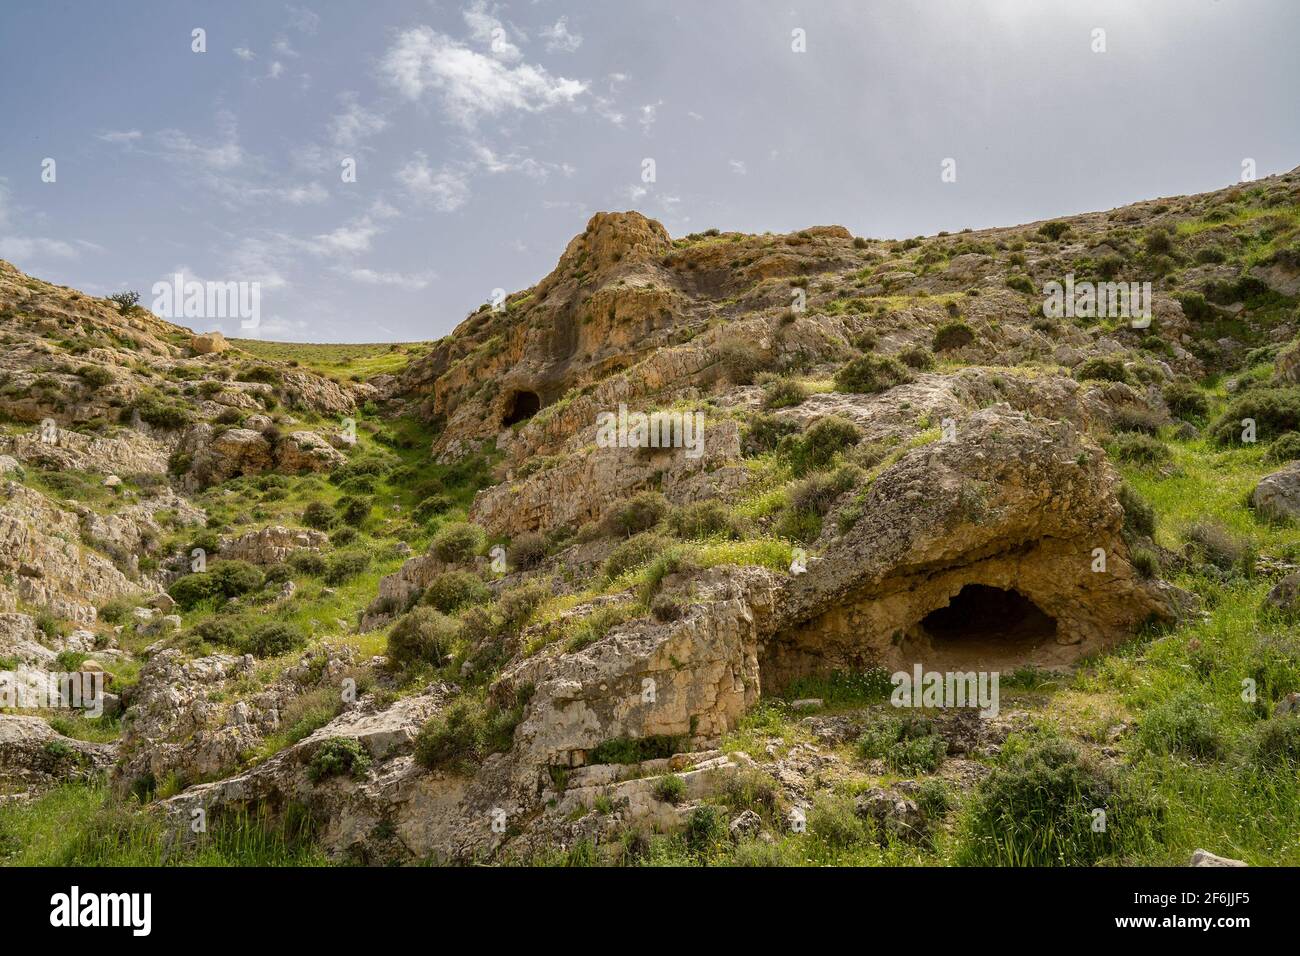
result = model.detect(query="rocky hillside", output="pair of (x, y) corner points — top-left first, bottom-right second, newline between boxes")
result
(3, 168), (1300, 866)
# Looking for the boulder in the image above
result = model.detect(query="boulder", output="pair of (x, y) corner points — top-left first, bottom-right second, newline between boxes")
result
(1263, 572), (1300, 617)
(1251, 463), (1300, 523)
(190, 331), (230, 354)
(1189, 849), (1248, 867)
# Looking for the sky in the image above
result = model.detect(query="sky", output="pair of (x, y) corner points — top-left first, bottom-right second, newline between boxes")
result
(1, 0), (1298, 343)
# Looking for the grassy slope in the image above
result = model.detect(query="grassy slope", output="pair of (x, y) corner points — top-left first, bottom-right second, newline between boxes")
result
(229, 339), (435, 380)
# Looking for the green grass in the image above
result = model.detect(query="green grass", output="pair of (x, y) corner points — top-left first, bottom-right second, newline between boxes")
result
(229, 339), (435, 380)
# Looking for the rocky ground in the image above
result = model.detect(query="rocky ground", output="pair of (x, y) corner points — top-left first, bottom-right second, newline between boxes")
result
(2, 168), (1300, 866)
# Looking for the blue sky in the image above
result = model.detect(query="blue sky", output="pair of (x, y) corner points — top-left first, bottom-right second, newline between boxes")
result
(1, 0), (1298, 342)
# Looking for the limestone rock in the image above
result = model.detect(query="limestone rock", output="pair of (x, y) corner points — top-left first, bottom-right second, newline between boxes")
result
(1189, 849), (1248, 867)
(1252, 463), (1300, 522)
(190, 330), (230, 354)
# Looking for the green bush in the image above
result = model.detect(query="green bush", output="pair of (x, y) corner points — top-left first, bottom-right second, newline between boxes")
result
(1266, 432), (1300, 464)
(1118, 483), (1156, 537)
(762, 378), (809, 410)
(855, 712), (947, 773)
(1131, 548), (1159, 579)
(167, 560), (263, 611)
(1074, 357), (1131, 384)
(307, 737), (372, 782)
(833, 354), (913, 395)
(431, 522), (486, 563)
(387, 607), (458, 670)
(1209, 388), (1300, 445)
(781, 415), (861, 475)
(807, 794), (871, 850)
(77, 365), (114, 389)
(131, 396), (191, 430)
(1038, 221), (1070, 241)
(1248, 715), (1300, 768)
(336, 495), (371, 527)
(665, 501), (740, 540)
(242, 621), (304, 657)
(653, 775), (687, 805)
(1182, 520), (1253, 574)
(413, 494), (453, 523)
(323, 550), (370, 585)
(743, 413), (799, 455)
(932, 321), (975, 352)
(508, 532), (548, 570)
(897, 345), (935, 370)
(301, 501), (336, 530)
(1137, 690), (1223, 760)
(606, 491), (667, 537)
(603, 532), (670, 579)
(288, 551), (327, 577)
(1163, 380), (1208, 421)
(414, 693), (528, 773)
(956, 737), (1163, 866)
(421, 570), (491, 614)
(1110, 433), (1171, 465)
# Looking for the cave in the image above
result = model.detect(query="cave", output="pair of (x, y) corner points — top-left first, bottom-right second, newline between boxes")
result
(918, 584), (1057, 662)
(501, 389), (541, 427)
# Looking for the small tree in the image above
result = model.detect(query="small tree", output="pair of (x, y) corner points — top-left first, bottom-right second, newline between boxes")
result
(108, 291), (140, 315)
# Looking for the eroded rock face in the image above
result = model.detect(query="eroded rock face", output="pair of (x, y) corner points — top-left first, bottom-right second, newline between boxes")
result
(1252, 463), (1300, 523)
(764, 406), (1177, 685)
(0, 715), (116, 794)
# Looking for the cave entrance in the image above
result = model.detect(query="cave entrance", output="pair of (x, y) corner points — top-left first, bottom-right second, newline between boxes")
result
(501, 389), (541, 427)
(918, 585), (1056, 662)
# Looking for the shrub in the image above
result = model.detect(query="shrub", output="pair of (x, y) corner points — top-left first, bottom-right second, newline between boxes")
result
(782, 415), (861, 475)
(856, 712), (947, 773)
(387, 607), (458, 670)
(957, 737), (1162, 866)
(743, 413), (799, 455)
(1074, 357), (1131, 383)
(1182, 521), (1252, 574)
(421, 570), (491, 614)
(1138, 690), (1223, 760)
(431, 522), (486, 563)
(414, 693), (528, 774)
(301, 501), (336, 530)
(1005, 274), (1035, 293)
(167, 560), (263, 610)
(508, 532), (548, 570)
(497, 581), (549, 634)
(192, 617), (242, 649)
(1267, 432), (1300, 464)
(604, 532), (670, 579)
(1110, 433), (1171, 465)
(336, 495), (371, 527)
(653, 775), (687, 805)
(833, 354), (913, 395)
(605, 491), (667, 537)
(413, 494), (453, 523)
(132, 396), (191, 430)
(242, 621), (304, 657)
(807, 794), (871, 850)
(77, 365), (114, 389)
(1131, 548), (1159, 579)
(1209, 388), (1300, 445)
(683, 805), (728, 855)
(789, 464), (859, 516)
(331, 526), (358, 547)
(288, 551), (327, 577)
(932, 321), (975, 352)
(1144, 227), (1174, 257)
(1038, 221), (1070, 241)
(1163, 380), (1208, 421)
(323, 550), (370, 585)
(307, 737), (372, 782)
(897, 345), (935, 370)
(107, 290), (140, 314)
(715, 337), (768, 385)
(665, 501), (740, 540)
(762, 377), (809, 410)
(1118, 484), (1156, 537)
(1248, 715), (1300, 768)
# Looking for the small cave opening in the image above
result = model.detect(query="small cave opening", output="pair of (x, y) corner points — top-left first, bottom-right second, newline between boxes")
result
(501, 389), (541, 427)
(919, 585), (1057, 660)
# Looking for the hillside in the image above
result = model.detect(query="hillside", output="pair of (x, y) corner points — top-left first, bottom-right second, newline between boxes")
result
(2, 167), (1300, 866)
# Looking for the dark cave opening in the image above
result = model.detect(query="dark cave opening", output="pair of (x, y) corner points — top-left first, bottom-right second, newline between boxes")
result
(920, 584), (1057, 654)
(501, 389), (542, 427)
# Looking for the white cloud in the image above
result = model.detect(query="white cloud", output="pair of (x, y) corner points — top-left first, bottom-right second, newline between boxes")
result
(273, 37), (299, 58)
(0, 236), (80, 261)
(268, 61), (285, 80)
(310, 219), (380, 255)
(540, 16), (582, 53)
(639, 100), (663, 133)
(471, 143), (572, 181)
(329, 93), (387, 148)
(379, 26), (587, 125)
(729, 159), (747, 175)
(396, 152), (470, 211)
(98, 129), (142, 144)
(285, 5), (320, 35)
(233, 46), (255, 61)
(155, 110), (244, 171)
(463, 0), (523, 62)
(345, 267), (434, 290)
